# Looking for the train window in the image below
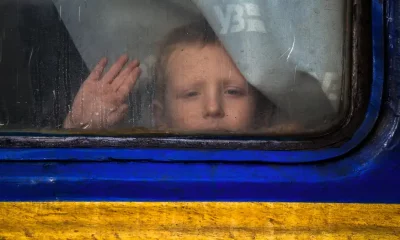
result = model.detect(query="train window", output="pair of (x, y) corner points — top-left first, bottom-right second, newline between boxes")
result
(0, 0), (373, 155)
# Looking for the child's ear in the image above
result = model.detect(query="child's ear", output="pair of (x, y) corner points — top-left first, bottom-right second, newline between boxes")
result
(152, 100), (167, 130)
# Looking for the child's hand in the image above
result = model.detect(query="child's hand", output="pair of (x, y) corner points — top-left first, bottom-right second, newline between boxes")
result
(63, 55), (141, 129)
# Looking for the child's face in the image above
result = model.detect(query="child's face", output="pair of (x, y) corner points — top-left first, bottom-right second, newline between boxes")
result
(157, 44), (257, 132)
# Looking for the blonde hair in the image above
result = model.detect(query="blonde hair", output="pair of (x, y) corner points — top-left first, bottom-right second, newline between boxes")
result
(153, 19), (275, 128)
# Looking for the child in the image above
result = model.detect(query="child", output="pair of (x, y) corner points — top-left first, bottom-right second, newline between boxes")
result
(63, 20), (276, 132)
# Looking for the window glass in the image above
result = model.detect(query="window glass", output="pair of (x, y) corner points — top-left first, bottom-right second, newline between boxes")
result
(0, 0), (347, 135)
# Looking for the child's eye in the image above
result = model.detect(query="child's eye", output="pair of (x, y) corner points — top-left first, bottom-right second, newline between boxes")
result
(184, 91), (199, 98)
(225, 88), (244, 96)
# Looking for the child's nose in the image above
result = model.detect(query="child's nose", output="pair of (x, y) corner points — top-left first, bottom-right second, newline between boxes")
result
(203, 94), (225, 119)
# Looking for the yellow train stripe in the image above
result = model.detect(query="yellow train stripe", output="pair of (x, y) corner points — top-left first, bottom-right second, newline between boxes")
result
(0, 202), (399, 239)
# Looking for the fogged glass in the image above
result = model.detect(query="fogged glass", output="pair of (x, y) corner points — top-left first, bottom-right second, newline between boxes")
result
(0, 0), (347, 135)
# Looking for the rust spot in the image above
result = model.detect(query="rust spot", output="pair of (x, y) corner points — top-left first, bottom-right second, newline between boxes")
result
(23, 228), (33, 238)
(114, 233), (122, 240)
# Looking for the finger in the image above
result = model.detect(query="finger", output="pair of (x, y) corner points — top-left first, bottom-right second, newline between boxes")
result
(112, 59), (140, 90)
(119, 59), (140, 79)
(106, 104), (129, 126)
(87, 57), (107, 81)
(101, 54), (129, 84)
(116, 67), (141, 100)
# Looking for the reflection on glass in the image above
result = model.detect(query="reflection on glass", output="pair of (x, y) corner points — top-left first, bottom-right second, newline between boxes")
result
(0, 0), (346, 135)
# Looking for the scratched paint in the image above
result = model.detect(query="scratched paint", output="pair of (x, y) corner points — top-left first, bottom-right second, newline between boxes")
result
(0, 202), (399, 239)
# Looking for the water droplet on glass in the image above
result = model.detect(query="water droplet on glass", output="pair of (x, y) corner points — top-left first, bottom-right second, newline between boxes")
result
(0, 97), (9, 128)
